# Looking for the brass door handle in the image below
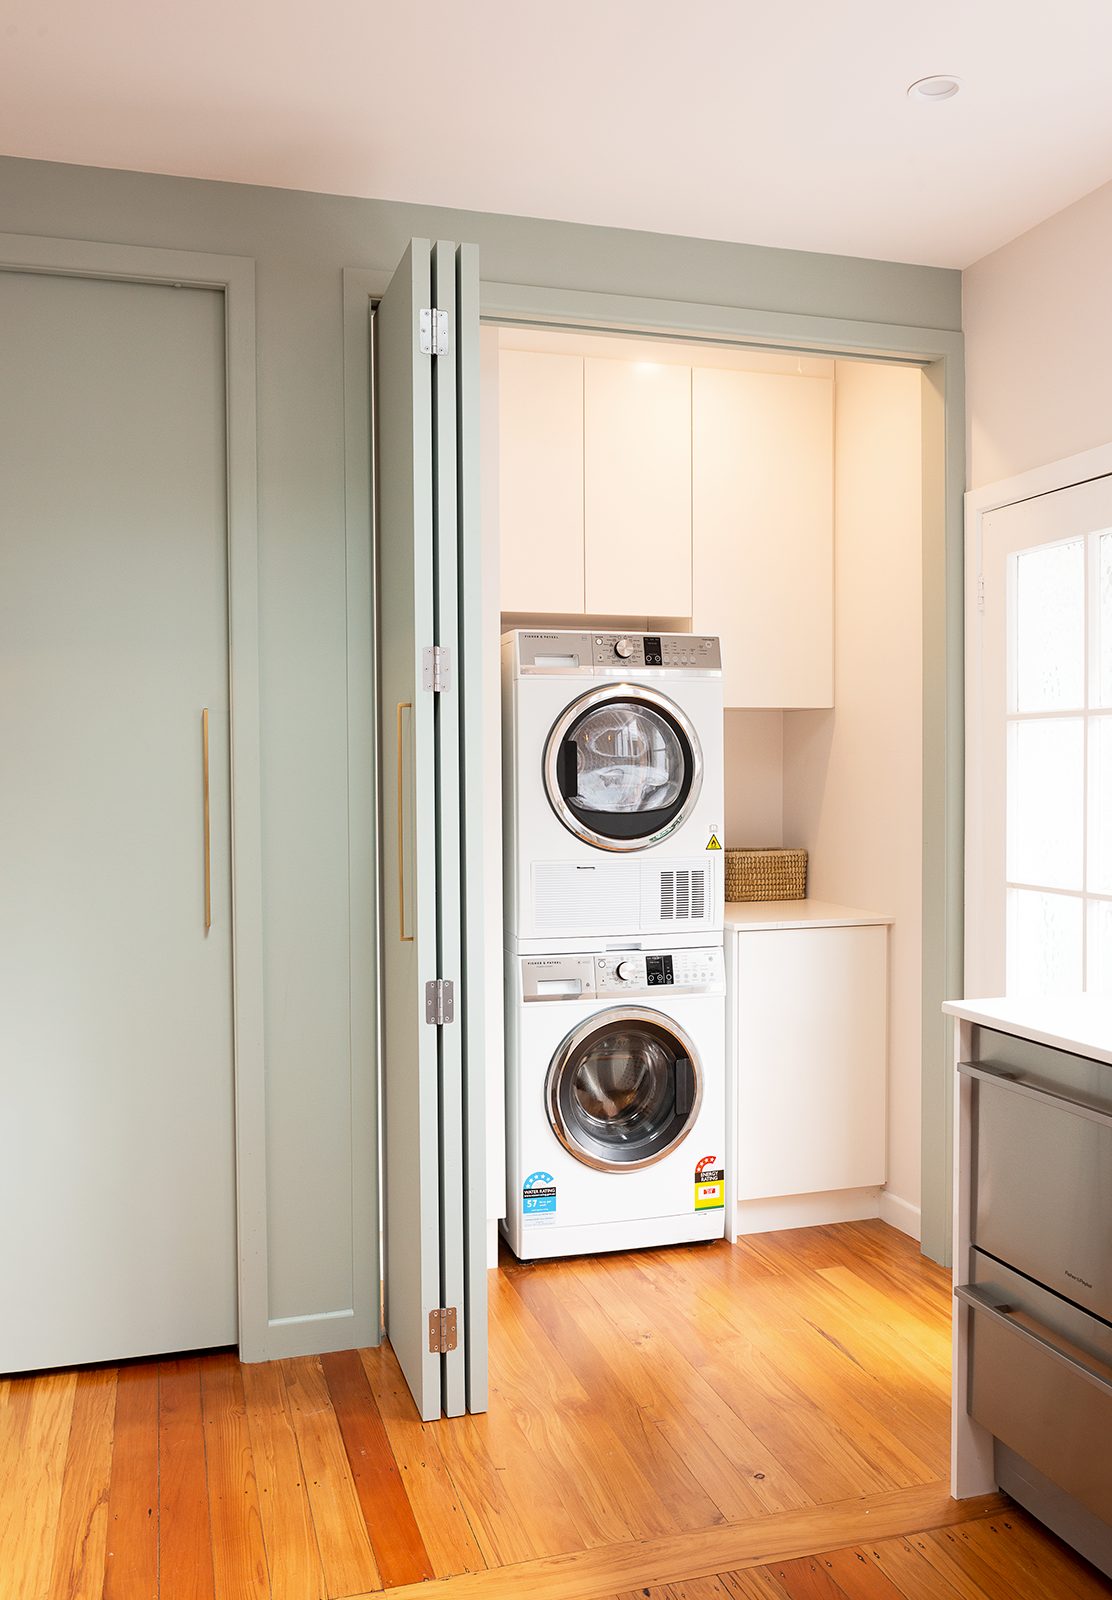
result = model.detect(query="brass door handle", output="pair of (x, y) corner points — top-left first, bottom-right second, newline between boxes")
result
(397, 702), (414, 942)
(202, 708), (212, 934)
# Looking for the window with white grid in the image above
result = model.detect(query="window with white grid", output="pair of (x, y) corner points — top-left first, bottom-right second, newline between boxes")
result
(1004, 526), (1112, 994)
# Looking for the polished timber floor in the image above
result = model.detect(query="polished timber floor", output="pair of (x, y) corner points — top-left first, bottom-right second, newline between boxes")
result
(2, 1220), (1109, 1599)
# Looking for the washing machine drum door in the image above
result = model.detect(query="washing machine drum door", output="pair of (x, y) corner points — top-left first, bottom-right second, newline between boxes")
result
(544, 685), (702, 851)
(546, 1007), (703, 1172)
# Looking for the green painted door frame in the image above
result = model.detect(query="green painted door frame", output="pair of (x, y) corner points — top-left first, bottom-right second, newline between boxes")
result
(346, 269), (964, 1268)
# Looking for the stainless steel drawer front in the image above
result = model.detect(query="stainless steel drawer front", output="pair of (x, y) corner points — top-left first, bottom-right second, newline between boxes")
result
(957, 1285), (1112, 1396)
(962, 1055), (1112, 1322)
(960, 1256), (1112, 1527)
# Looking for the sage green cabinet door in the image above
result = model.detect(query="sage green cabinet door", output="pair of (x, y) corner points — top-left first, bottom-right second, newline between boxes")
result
(0, 270), (236, 1371)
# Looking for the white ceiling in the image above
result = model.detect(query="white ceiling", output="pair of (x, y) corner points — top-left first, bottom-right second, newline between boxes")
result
(4, 0), (1112, 268)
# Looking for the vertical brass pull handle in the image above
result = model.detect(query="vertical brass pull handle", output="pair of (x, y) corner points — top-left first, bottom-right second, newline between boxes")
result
(202, 708), (212, 934)
(397, 701), (414, 942)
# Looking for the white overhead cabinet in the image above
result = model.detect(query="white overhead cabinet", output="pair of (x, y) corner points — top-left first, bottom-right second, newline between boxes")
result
(496, 346), (834, 708)
(584, 357), (692, 617)
(693, 368), (834, 708)
(499, 349), (585, 613)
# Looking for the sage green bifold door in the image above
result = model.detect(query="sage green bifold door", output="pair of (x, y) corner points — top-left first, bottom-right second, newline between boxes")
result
(0, 269), (237, 1370)
(376, 240), (487, 1421)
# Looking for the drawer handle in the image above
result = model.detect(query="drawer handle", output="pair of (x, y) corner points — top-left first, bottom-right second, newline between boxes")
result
(958, 1060), (1112, 1130)
(955, 1284), (1112, 1397)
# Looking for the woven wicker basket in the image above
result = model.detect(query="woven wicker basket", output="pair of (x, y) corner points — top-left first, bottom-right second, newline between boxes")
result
(725, 847), (808, 903)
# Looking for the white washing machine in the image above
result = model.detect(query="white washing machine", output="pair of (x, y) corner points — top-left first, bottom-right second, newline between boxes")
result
(502, 944), (727, 1260)
(502, 629), (725, 951)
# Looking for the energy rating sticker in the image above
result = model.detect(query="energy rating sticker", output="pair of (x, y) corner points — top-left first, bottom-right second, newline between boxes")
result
(694, 1154), (724, 1211)
(522, 1171), (557, 1227)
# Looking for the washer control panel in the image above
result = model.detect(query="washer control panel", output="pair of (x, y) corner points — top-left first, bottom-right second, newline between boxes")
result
(513, 630), (721, 675)
(591, 633), (721, 672)
(596, 948), (724, 994)
(523, 948), (724, 1000)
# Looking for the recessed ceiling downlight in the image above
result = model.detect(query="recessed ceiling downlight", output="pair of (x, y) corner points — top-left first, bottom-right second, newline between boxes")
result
(907, 74), (961, 101)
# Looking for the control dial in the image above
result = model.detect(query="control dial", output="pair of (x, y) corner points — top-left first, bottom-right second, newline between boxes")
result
(614, 637), (635, 659)
(615, 960), (637, 982)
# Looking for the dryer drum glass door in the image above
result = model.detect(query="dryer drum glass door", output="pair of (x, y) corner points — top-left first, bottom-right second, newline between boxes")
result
(546, 1007), (703, 1172)
(545, 684), (703, 851)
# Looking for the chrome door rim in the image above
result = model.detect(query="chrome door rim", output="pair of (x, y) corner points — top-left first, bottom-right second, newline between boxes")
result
(542, 682), (704, 852)
(545, 1005), (704, 1172)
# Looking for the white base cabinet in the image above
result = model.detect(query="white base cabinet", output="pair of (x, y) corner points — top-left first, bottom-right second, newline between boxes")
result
(725, 915), (888, 1239)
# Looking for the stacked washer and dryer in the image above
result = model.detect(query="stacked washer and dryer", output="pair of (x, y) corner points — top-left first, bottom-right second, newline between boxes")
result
(501, 629), (728, 1260)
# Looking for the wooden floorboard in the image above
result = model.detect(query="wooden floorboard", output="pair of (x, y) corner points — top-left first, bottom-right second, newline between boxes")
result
(3, 1219), (1110, 1600)
(371, 1483), (1009, 1600)
(158, 1357), (216, 1600)
(241, 1358), (327, 1600)
(201, 1352), (270, 1600)
(320, 1348), (433, 1589)
(48, 1365), (117, 1600)
(102, 1361), (159, 1600)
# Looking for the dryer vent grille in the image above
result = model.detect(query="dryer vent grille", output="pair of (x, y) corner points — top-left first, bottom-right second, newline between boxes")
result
(660, 867), (706, 921)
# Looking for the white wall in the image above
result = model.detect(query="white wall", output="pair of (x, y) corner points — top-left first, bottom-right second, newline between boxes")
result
(965, 176), (1112, 489)
(783, 361), (924, 1236)
(724, 711), (784, 847)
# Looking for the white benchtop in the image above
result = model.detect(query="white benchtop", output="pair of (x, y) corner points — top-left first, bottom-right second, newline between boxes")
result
(725, 899), (893, 932)
(943, 994), (1112, 1066)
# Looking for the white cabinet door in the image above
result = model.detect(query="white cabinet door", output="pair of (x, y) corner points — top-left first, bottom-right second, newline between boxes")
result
(733, 926), (886, 1199)
(693, 368), (833, 707)
(584, 358), (692, 616)
(499, 349), (584, 613)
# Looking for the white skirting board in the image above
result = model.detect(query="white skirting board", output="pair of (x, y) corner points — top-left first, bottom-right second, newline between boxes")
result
(732, 1185), (921, 1240)
(732, 1186), (882, 1237)
(878, 1188), (922, 1240)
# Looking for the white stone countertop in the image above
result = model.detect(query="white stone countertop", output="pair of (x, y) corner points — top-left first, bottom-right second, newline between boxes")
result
(942, 994), (1112, 1065)
(725, 899), (894, 931)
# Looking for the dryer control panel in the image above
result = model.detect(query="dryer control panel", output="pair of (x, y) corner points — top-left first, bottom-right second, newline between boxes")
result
(521, 947), (724, 1001)
(511, 630), (721, 676)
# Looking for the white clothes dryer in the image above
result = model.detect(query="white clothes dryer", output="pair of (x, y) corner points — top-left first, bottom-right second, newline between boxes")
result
(502, 629), (724, 951)
(502, 944), (726, 1261)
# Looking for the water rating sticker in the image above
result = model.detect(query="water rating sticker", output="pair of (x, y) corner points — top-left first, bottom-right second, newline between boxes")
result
(522, 1171), (557, 1227)
(694, 1154), (724, 1211)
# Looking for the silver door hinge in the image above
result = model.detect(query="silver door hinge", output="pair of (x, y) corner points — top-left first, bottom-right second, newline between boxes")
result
(423, 644), (452, 692)
(419, 307), (449, 356)
(428, 1306), (458, 1353)
(425, 978), (455, 1025)
(976, 574), (985, 612)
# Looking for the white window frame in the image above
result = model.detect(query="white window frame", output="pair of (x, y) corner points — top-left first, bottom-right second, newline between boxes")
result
(965, 443), (1112, 999)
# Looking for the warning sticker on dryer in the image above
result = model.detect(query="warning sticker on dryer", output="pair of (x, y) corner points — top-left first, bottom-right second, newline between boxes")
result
(694, 1154), (724, 1211)
(522, 1171), (557, 1227)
